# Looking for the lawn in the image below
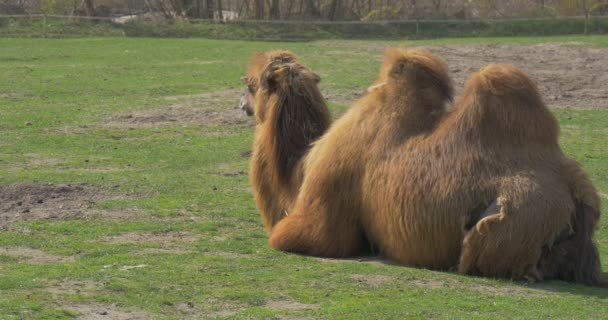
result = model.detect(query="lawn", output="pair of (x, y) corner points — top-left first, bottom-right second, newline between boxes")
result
(0, 36), (607, 319)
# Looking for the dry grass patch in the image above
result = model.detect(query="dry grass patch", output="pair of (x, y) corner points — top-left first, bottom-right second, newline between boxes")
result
(133, 248), (196, 255)
(321, 88), (365, 107)
(45, 280), (103, 296)
(410, 278), (556, 298)
(351, 274), (395, 288)
(98, 231), (200, 245)
(204, 252), (252, 259)
(0, 183), (140, 228)
(0, 247), (76, 265)
(106, 89), (253, 129)
(66, 303), (150, 320)
(265, 300), (320, 311)
(314, 256), (392, 267)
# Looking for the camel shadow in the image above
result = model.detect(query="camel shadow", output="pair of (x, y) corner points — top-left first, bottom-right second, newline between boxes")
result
(525, 272), (608, 298)
(313, 254), (608, 298)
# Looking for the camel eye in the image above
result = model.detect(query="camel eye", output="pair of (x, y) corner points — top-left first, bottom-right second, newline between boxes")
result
(248, 85), (256, 93)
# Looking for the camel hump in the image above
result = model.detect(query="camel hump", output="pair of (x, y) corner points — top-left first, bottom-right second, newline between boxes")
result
(380, 48), (453, 102)
(473, 64), (540, 98)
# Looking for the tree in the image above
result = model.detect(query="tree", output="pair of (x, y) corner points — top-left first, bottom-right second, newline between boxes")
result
(217, 0), (224, 20)
(205, 0), (215, 19)
(84, 0), (95, 16)
(327, 0), (342, 20)
(254, 0), (264, 19)
(270, 0), (280, 19)
(305, 0), (320, 20)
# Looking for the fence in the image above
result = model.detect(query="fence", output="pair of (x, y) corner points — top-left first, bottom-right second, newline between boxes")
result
(1, 14), (607, 40)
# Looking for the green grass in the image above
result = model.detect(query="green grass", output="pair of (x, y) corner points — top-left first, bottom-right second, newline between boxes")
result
(0, 36), (607, 319)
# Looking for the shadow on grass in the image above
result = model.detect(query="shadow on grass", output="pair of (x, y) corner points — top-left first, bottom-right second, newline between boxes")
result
(313, 251), (608, 298)
(527, 273), (608, 298)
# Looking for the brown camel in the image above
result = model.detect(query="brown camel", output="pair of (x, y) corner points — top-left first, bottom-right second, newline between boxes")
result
(245, 51), (331, 231)
(266, 51), (603, 285)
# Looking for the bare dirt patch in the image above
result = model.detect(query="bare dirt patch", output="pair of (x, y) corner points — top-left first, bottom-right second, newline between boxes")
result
(22, 153), (65, 167)
(98, 231), (200, 245)
(204, 252), (252, 259)
(172, 302), (244, 318)
(0, 247), (75, 265)
(0, 183), (135, 228)
(210, 162), (247, 178)
(133, 248), (195, 255)
(325, 42), (608, 109)
(351, 274), (395, 288)
(46, 280), (102, 295)
(430, 43), (608, 109)
(322, 88), (365, 107)
(66, 303), (150, 320)
(106, 89), (253, 129)
(314, 256), (393, 267)
(265, 300), (320, 311)
(410, 279), (555, 297)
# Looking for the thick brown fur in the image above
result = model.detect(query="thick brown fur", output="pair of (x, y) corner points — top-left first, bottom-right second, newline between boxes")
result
(248, 51), (331, 231)
(240, 51), (299, 116)
(269, 48), (454, 258)
(268, 57), (603, 285)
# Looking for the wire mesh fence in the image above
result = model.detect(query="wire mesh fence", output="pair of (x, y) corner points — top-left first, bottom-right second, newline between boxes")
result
(1, 14), (607, 40)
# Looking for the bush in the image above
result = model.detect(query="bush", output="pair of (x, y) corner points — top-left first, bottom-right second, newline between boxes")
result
(1, 15), (607, 40)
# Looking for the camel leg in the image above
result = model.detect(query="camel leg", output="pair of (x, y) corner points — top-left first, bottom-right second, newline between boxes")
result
(269, 203), (363, 258)
(459, 184), (573, 281)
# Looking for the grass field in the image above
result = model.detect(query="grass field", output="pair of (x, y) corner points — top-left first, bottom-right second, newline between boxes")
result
(0, 36), (607, 319)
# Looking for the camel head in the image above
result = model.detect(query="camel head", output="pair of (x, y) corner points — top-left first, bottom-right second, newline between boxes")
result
(239, 51), (301, 117)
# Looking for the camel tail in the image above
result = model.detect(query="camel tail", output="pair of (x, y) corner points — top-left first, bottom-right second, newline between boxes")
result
(539, 201), (604, 286)
(571, 202), (604, 286)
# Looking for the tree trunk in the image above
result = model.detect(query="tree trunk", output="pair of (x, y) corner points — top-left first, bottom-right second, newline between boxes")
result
(171, 0), (184, 17)
(305, 0), (320, 20)
(217, 0), (224, 21)
(411, 0), (417, 19)
(84, 0), (95, 16)
(327, 0), (341, 20)
(270, 0), (280, 19)
(255, 0), (265, 19)
(352, 0), (361, 18)
(194, 0), (202, 18)
(285, 0), (295, 18)
(205, 0), (215, 19)
(581, 0), (589, 34)
(237, 0), (247, 18)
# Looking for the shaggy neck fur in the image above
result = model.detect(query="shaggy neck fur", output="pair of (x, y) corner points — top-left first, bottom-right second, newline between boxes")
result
(251, 72), (330, 231)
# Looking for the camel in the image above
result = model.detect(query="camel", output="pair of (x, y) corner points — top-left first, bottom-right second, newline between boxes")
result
(265, 51), (603, 285)
(244, 50), (331, 231)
